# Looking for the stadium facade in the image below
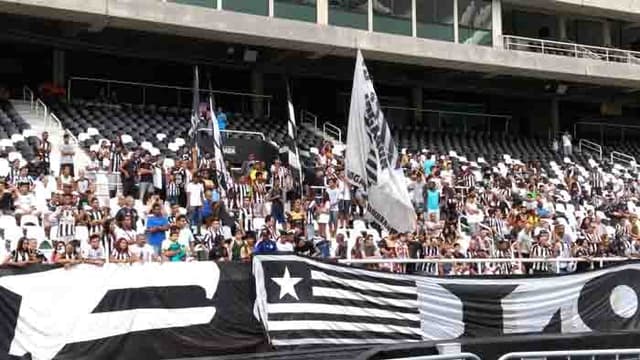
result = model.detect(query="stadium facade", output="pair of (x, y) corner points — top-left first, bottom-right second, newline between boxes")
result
(2, 0), (640, 142)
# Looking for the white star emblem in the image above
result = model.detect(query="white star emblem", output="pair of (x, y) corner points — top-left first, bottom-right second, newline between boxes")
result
(271, 266), (302, 300)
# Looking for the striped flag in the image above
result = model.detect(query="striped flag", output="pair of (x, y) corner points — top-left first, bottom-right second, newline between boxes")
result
(207, 84), (231, 193)
(254, 255), (422, 347)
(285, 81), (301, 171)
(345, 49), (416, 232)
(188, 65), (200, 140)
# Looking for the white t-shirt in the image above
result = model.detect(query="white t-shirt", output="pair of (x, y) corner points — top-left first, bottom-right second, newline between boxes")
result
(130, 244), (155, 262)
(326, 187), (340, 211)
(153, 166), (163, 189)
(15, 193), (36, 213)
(186, 182), (204, 207)
(276, 241), (295, 252)
(562, 134), (572, 147)
(114, 226), (137, 244)
(339, 180), (351, 201)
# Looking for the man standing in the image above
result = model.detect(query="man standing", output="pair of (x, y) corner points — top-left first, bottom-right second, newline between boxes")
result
(38, 131), (51, 173)
(145, 203), (170, 255)
(186, 175), (205, 235)
(562, 131), (572, 157)
(137, 152), (154, 201)
(60, 134), (76, 176)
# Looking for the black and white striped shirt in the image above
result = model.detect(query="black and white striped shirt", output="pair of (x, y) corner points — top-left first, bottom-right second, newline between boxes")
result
(239, 207), (254, 232)
(252, 183), (266, 204)
(530, 244), (551, 272)
(110, 151), (123, 173)
(113, 250), (130, 261)
(233, 184), (251, 209)
(57, 207), (77, 238)
(306, 200), (316, 225)
(462, 173), (476, 188)
(202, 228), (224, 251)
(486, 216), (506, 238)
(167, 181), (180, 198)
(591, 171), (604, 189)
(13, 175), (33, 187)
(88, 209), (103, 235)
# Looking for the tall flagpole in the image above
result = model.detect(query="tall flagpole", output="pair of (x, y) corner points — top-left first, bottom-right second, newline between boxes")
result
(285, 79), (304, 200)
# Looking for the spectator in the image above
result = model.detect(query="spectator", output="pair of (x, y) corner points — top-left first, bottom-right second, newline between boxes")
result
(186, 175), (205, 235)
(145, 203), (170, 255)
(138, 152), (154, 201)
(82, 234), (106, 266)
(130, 234), (156, 263)
(60, 134), (76, 176)
(162, 228), (186, 262)
(111, 238), (133, 264)
(55, 242), (82, 268)
(2, 238), (30, 266)
(114, 215), (137, 245)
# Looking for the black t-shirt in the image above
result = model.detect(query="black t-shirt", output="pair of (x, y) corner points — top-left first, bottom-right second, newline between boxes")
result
(0, 191), (13, 211)
(139, 161), (153, 182)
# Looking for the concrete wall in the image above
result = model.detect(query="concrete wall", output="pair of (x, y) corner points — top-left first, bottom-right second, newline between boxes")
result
(2, 0), (640, 88)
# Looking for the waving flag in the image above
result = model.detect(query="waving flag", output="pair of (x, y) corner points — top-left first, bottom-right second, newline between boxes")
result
(207, 85), (231, 193)
(188, 65), (200, 140)
(345, 50), (416, 232)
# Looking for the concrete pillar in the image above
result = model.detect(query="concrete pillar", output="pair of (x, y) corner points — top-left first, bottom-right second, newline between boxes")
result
(317, 0), (328, 25)
(558, 16), (568, 41)
(550, 97), (560, 138)
(603, 20), (612, 47)
(492, 0), (503, 48)
(52, 49), (66, 87)
(251, 69), (264, 119)
(412, 86), (423, 126)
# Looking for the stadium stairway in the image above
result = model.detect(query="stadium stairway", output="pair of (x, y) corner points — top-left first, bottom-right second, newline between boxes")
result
(10, 99), (90, 175)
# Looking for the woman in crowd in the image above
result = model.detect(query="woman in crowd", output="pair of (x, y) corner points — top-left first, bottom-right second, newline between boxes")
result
(111, 238), (133, 263)
(2, 237), (30, 266)
(55, 242), (82, 267)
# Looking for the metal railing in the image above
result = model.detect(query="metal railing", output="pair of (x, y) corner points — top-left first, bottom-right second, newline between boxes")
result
(578, 139), (603, 161)
(612, 151), (637, 168)
(49, 113), (63, 131)
(323, 122), (342, 143)
(504, 35), (640, 65)
(22, 86), (34, 110)
(391, 353), (482, 360)
(300, 109), (318, 129)
(498, 348), (640, 360)
(34, 99), (48, 126)
(381, 106), (512, 134)
(574, 121), (640, 144)
(219, 129), (266, 141)
(67, 76), (273, 118)
(339, 257), (632, 276)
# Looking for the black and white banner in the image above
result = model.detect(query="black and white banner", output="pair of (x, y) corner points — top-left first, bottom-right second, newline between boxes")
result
(3, 256), (640, 359)
(0, 262), (268, 360)
(254, 255), (640, 347)
(345, 50), (416, 232)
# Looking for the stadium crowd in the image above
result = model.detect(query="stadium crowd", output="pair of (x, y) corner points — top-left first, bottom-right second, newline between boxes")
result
(1, 107), (640, 276)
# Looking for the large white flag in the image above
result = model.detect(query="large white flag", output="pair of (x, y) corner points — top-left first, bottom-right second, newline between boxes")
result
(345, 50), (416, 232)
(208, 95), (231, 191)
(286, 82), (301, 171)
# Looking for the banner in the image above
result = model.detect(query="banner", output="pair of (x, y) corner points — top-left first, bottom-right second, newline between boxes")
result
(0, 262), (268, 360)
(345, 50), (416, 232)
(254, 255), (640, 348)
(4, 256), (640, 359)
